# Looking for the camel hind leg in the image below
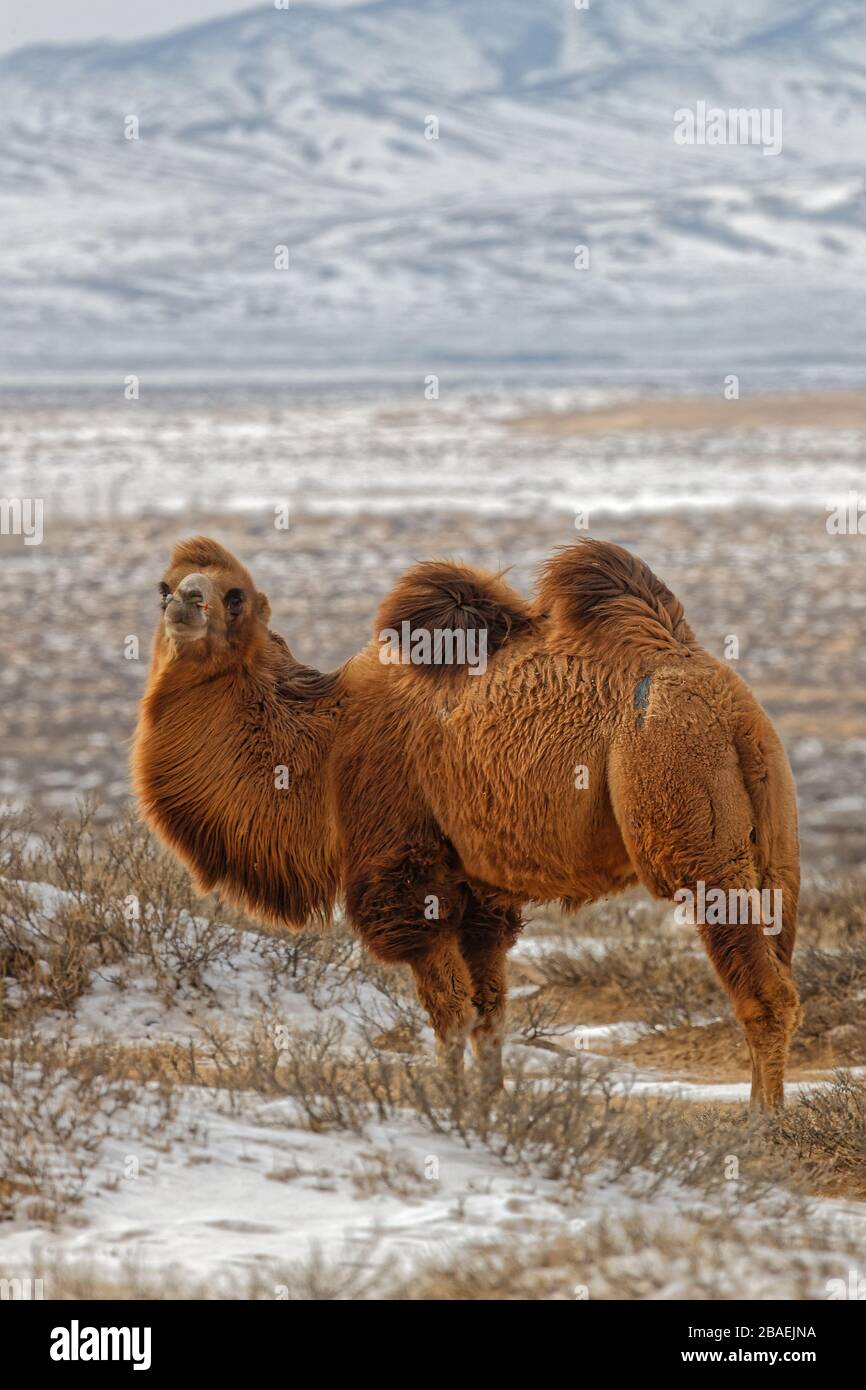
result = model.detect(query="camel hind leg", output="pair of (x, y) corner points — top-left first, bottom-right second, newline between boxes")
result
(609, 726), (800, 1109)
(696, 908), (799, 1109)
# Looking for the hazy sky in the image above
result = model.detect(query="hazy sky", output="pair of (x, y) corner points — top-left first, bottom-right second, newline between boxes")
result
(0, 1), (269, 55)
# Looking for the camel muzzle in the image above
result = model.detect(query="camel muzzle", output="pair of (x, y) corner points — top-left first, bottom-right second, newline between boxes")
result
(165, 597), (207, 625)
(163, 573), (213, 638)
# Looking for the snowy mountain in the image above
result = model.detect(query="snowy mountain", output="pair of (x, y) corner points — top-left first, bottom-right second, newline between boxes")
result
(0, 0), (864, 377)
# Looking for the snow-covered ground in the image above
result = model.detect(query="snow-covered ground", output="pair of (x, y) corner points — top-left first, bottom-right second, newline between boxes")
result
(1, 877), (863, 1298)
(3, 383), (866, 521)
(4, 1085), (863, 1298)
(0, 1083), (574, 1292)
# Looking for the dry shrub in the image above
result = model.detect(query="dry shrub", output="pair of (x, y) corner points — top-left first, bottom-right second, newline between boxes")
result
(773, 1070), (866, 1197)
(0, 805), (246, 1022)
(2, 806), (864, 1252)
(17, 1240), (386, 1301)
(792, 879), (866, 1067)
(15, 1199), (856, 1301)
(794, 943), (866, 1060)
(531, 882), (866, 1052)
(391, 1206), (853, 1301)
(198, 1015), (363, 1122)
(0, 806), (415, 1034)
(350, 1148), (427, 1200)
(530, 928), (718, 1029)
(0, 1031), (177, 1224)
(0, 1039), (112, 1222)
(190, 1013), (861, 1207)
(798, 875), (866, 947)
(258, 925), (357, 1004)
(511, 986), (572, 1046)
(0, 1034), (139, 1217)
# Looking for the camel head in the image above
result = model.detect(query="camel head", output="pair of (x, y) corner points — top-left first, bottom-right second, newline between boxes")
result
(154, 536), (271, 666)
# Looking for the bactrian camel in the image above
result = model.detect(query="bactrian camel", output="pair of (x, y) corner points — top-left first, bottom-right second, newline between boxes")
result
(132, 536), (801, 1108)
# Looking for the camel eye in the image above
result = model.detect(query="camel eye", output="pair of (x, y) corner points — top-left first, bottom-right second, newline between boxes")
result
(224, 588), (245, 616)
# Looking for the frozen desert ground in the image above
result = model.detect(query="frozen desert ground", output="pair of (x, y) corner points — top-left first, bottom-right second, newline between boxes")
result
(3, 376), (866, 519)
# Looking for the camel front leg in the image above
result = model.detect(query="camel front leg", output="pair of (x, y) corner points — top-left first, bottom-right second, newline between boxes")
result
(461, 934), (507, 1092)
(458, 892), (523, 1093)
(410, 937), (478, 1079)
(343, 848), (476, 1077)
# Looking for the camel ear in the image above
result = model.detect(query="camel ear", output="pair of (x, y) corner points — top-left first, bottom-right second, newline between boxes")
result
(256, 592), (271, 623)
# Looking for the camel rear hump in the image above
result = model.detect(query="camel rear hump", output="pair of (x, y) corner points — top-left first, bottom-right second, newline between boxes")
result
(535, 539), (698, 662)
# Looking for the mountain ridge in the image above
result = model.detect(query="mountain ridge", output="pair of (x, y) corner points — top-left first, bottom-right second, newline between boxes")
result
(0, 0), (863, 375)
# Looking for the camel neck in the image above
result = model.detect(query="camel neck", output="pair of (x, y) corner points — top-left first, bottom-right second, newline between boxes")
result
(133, 640), (343, 928)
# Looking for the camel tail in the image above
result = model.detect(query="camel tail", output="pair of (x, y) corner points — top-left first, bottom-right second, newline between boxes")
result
(535, 539), (697, 660)
(374, 561), (534, 682)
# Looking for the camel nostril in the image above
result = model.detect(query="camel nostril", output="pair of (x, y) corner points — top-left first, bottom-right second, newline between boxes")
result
(165, 591), (208, 626)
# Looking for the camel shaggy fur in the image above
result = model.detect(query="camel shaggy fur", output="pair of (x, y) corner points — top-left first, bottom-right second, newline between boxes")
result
(133, 536), (801, 1108)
